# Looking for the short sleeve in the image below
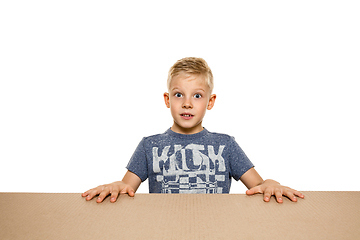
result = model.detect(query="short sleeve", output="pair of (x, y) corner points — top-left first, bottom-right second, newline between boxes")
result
(228, 137), (254, 181)
(126, 138), (148, 182)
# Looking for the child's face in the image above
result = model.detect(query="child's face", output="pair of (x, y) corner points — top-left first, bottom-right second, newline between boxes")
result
(164, 73), (216, 134)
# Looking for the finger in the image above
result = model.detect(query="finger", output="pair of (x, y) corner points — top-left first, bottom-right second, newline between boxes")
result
(293, 190), (305, 199)
(121, 186), (135, 197)
(284, 189), (297, 202)
(246, 185), (263, 196)
(85, 188), (102, 201)
(127, 188), (135, 197)
(97, 187), (111, 203)
(263, 189), (272, 202)
(274, 188), (283, 203)
(82, 187), (99, 198)
(82, 190), (90, 197)
(84, 184), (108, 200)
(110, 190), (119, 203)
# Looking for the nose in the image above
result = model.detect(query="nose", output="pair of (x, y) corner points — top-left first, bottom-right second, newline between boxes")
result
(182, 97), (193, 109)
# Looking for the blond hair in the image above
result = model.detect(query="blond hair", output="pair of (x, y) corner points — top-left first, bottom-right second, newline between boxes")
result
(167, 57), (214, 92)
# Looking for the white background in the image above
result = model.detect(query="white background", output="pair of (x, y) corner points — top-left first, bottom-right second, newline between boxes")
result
(1, 1), (359, 194)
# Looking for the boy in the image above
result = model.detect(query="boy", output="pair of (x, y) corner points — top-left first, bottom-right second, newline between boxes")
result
(82, 57), (304, 203)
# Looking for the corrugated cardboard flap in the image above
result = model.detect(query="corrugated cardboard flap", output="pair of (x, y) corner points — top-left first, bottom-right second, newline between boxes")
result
(1, 192), (359, 239)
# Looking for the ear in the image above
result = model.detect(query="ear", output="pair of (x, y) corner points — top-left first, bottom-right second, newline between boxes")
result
(164, 92), (170, 108)
(207, 94), (216, 110)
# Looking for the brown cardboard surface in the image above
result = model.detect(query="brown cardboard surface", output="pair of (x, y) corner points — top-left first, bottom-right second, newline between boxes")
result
(0, 192), (359, 239)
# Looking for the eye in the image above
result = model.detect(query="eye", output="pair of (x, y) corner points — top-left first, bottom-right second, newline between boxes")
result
(175, 93), (183, 98)
(194, 93), (202, 99)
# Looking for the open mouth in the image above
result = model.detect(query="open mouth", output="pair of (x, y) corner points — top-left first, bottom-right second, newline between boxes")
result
(181, 113), (194, 119)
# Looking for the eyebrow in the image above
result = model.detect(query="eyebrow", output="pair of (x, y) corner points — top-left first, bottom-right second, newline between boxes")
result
(171, 87), (206, 93)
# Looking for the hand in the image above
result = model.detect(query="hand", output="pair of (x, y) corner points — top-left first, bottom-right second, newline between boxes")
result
(246, 179), (304, 203)
(81, 181), (135, 203)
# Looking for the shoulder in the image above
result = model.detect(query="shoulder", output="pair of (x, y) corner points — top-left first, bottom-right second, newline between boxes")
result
(205, 130), (236, 143)
(141, 131), (171, 145)
(143, 132), (166, 140)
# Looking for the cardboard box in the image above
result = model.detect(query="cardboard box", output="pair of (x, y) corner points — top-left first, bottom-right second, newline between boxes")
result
(0, 192), (359, 239)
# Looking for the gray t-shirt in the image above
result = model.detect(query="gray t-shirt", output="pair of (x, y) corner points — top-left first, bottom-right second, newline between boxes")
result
(126, 128), (254, 194)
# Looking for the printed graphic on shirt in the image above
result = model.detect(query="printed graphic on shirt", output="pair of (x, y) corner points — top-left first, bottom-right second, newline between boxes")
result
(152, 144), (226, 193)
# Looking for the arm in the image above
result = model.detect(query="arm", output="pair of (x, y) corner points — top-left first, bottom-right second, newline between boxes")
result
(81, 170), (142, 203)
(240, 167), (304, 203)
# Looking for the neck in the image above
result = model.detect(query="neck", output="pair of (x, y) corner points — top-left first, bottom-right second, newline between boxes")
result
(171, 122), (204, 135)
